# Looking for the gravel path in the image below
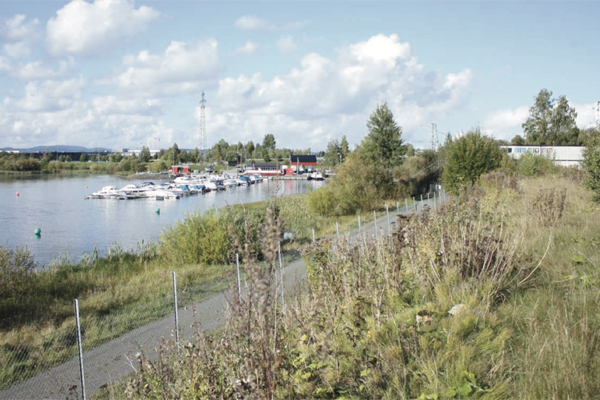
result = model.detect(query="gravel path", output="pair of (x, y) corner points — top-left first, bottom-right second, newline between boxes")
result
(0, 197), (437, 400)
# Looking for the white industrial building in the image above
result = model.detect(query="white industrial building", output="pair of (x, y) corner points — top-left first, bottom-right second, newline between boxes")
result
(501, 145), (584, 167)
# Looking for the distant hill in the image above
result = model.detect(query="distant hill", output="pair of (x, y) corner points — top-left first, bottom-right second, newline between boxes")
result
(1, 145), (112, 153)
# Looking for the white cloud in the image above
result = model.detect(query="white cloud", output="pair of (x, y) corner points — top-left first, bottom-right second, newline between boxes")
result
(4, 42), (31, 58)
(483, 106), (529, 140)
(46, 0), (160, 57)
(106, 39), (222, 97)
(11, 60), (71, 80)
(208, 34), (472, 150)
(277, 35), (297, 53)
(1, 14), (39, 42)
(574, 102), (598, 129)
(1, 14), (40, 59)
(1, 34), (472, 151)
(233, 41), (258, 56)
(1, 92), (173, 148)
(7, 77), (85, 112)
(234, 15), (308, 31)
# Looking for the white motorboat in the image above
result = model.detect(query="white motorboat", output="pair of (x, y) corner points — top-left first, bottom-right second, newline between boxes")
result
(146, 189), (180, 200)
(87, 186), (119, 199)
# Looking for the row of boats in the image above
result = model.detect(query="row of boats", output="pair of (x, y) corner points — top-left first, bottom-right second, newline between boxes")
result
(85, 174), (264, 200)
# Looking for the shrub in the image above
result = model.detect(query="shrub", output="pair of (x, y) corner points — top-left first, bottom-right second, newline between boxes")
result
(582, 132), (600, 202)
(443, 129), (503, 194)
(517, 152), (557, 176)
(307, 154), (396, 216)
(0, 245), (37, 303)
(160, 210), (231, 266)
(306, 184), (337, 216)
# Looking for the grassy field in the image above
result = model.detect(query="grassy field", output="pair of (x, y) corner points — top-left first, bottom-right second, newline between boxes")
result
(121, 174), (600, 400)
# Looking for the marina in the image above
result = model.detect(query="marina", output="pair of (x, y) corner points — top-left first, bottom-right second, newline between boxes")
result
(0, 174), (323, 266)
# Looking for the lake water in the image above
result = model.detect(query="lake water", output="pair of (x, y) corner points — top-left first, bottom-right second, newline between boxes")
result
(0, 174), (323, 266)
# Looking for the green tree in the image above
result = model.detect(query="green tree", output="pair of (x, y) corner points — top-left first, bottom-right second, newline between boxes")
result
(324, 139), (341, 166)
(442, 129), (503, 194)
(245, 141), (255, 158)
(262, 134), (276, 152)
(340, 135), (350, 158)
(522, 89), (579, 145)
(582, 131), (600, 202)
(511, 135), (525, 145)
(79, 154), (87, 162)
(359, 103), (406, 168)
(139, 146), (151, 163)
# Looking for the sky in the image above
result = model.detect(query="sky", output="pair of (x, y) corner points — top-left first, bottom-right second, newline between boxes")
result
(0, 0), (599, 152)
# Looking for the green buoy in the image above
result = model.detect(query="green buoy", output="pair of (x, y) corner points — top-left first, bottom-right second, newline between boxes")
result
(155, 208), (160, 214)
(34, 227), (41, 236)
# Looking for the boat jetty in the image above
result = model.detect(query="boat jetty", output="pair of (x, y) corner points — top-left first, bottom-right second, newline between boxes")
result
(85, 173), (264, 200)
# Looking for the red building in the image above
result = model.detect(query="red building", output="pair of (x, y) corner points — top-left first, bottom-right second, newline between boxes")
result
(171, 165), (191, 175)
(290, 155), (317, 171)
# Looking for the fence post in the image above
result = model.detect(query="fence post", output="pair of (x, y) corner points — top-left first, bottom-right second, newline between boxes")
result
(236, 253), (242, 299)
(386, 204), (390, 234)
(278, 242), (285, 312)
(74, 299), (87, 400)
(420, 194), (423, 202)
(413, 197), (416, 211)
(312, 228), (315, 243)
(396, 201), (399, 213)
(405, 198), (408, 213)
(373, 210), (377, 238)
(358, 215), (361, 231)
(172, 272), (180, 355)
(336, 221), (339, 238)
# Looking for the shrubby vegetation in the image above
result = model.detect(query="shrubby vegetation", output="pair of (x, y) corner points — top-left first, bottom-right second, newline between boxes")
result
(442, 129), (503, 194)
(582, 129), (600, 202)
(125, 174), (600, 400)
(308, 103), (408, 216)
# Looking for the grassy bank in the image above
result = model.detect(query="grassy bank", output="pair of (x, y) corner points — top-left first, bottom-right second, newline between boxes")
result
(2, 189), (406, 389)
(123, 174), (600, 399)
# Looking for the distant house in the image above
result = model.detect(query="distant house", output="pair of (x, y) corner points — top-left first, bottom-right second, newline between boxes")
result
(171, 165), (191, 175)
(501, 145), (583, 167)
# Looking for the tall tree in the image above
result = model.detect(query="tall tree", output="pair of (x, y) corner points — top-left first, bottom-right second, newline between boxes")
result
(324, 139), (341, 166)
(245, 140), (255, 156)
(262, 134), (276, 152)
(522, 89), (579, 145)
(340, 135), (350, 158)
(359, 103), (406, 168)
(139, 146), (151, 163)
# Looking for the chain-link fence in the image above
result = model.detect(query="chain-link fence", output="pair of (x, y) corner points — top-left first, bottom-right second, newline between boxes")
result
(0, 191), (446, 400)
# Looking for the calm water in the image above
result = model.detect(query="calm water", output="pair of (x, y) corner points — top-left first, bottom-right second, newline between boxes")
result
(0, 174), (323, 266)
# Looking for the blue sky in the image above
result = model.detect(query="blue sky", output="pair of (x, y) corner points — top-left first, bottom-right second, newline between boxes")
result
(0, 0), (598, 151)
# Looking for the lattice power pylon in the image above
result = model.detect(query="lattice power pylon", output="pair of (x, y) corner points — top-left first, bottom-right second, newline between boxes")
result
(199, 91), (207, 155)
(430, 123), (439, 151)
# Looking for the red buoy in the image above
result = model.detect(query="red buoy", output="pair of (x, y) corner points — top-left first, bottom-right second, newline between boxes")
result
(16, 192), (20, 197)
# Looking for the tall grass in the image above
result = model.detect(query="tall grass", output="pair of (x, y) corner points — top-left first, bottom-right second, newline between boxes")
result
(125, 175), (600, 400)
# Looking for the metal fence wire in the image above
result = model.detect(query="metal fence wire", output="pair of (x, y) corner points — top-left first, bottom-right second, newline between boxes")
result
(0, 192), (444, 400)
